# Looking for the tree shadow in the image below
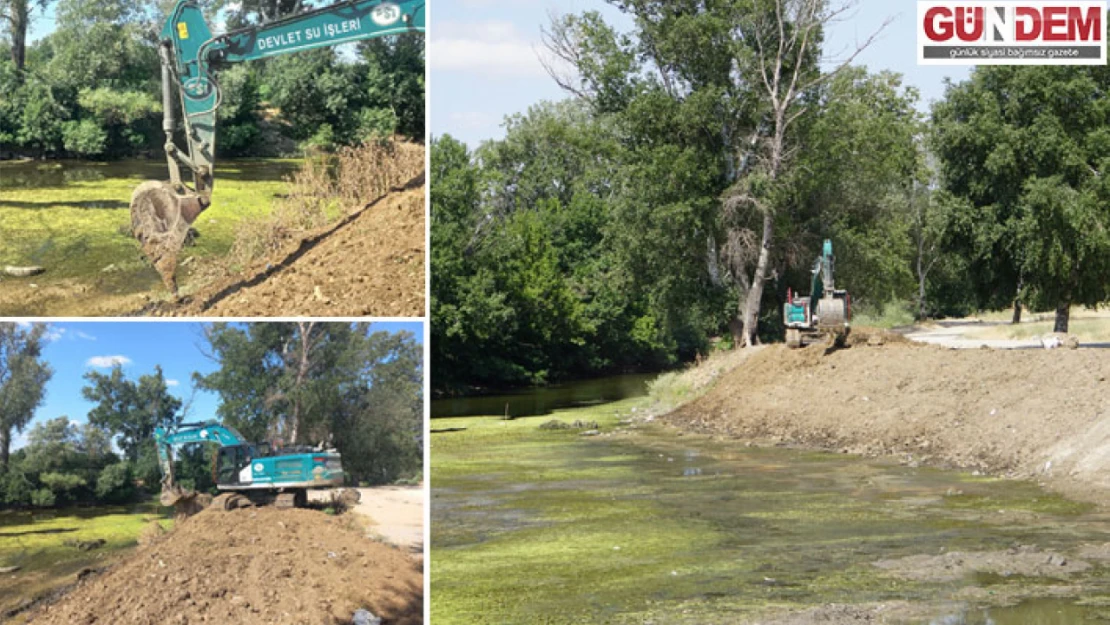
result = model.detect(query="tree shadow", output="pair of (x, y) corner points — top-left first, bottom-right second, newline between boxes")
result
(0, 527), (79, 537)
(0, 200), (129, 210)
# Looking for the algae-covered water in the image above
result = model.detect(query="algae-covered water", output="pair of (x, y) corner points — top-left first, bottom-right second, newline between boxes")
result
(0, 158), (299, 316)
(0, 503), (173, 620)
(431, 399), (1110, 624)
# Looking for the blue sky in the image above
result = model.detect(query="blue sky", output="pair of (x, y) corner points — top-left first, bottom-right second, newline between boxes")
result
(429, 0), (972, 147)
(12, 321), (424, 451)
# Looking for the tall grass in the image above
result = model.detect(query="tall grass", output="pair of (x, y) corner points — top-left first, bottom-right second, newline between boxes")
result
(227, 138), (424, 270)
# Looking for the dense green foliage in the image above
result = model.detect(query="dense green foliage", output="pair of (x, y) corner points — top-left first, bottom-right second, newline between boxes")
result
(0, 322), (423, 509)
(932, 66), (1110, 331)
(431, 3), (1110, 393)
(195, 323), (423, 485)
(0, 0), (424, 159)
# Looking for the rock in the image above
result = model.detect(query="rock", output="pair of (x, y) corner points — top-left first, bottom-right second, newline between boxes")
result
(101, 264), (118, 273)
(0, 566), (20, 574)
(3, 266), (45, 277)
(64, 538), (107, 551)
(352, 609), (382, 625)
(538, 420), (570, 431)
(579, 430), (600, 437)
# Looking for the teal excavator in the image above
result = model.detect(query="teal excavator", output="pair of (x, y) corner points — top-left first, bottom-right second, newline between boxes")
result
(131, 0), (425, 290)
(155, 421), (359, 519)
(783, 239), (851, 348)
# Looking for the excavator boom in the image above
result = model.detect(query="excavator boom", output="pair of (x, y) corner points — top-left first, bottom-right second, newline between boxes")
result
(131, 0), (425, 291)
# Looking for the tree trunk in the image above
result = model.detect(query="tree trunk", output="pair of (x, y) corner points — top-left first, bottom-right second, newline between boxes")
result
(1011, 299), (1023, 325)
(289, 322), (315, 445)
(1054, 300), (1070, 333)
(0, 427), (10, 471)
(741, 211), (774, 347)
(10, 0), (29, 77)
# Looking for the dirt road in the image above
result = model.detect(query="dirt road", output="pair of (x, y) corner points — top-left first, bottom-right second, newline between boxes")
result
(665, 338), (1110, 505)
(352, 486), (425, 557)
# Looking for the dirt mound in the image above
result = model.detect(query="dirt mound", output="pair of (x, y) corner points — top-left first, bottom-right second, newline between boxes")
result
(665, 342), (1110, 503)
(28, 507), (422, 625)
(158, 181), (424, 318)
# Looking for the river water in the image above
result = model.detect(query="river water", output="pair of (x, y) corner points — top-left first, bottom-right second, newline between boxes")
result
(431, 373), (655, 418)
(432, 397), (1110, 624)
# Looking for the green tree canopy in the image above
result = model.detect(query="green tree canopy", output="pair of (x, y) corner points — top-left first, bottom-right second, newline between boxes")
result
(0, 323), (52, 471)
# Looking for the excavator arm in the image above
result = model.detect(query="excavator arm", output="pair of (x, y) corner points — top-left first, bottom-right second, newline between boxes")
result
(131, 0), (426, 291)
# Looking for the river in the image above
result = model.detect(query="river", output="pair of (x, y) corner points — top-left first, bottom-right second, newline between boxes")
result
(431, 373), (656, 418)
(431, 397), (1110, 624)
(0, 158), (299, 316)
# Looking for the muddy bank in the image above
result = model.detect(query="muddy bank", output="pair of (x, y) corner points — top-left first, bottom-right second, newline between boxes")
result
(151, 180), (425, 318)
(28, 507), (422, 625)
(664, 340), (1110, 505)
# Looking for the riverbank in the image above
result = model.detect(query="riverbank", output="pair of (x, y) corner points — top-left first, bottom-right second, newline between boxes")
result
(663, 337), (1110, 506)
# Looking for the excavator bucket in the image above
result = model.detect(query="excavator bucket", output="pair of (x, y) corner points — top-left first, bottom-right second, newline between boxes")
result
(130, 181), (205, 294)
(160, 482), (212, 522)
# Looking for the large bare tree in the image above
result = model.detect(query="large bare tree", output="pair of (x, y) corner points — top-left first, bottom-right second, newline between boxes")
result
(727, 0), (889, 346)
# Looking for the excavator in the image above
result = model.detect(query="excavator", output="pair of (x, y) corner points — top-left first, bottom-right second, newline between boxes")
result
(131, 0), (425, 291)
(783, 239), (851, 348)
(155, 420), (360, 519)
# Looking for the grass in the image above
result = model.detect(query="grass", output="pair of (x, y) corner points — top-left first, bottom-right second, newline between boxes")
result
(852, 300), (916, 329)
(966, 315), (1110, 342)
(0, 502), (172, 618)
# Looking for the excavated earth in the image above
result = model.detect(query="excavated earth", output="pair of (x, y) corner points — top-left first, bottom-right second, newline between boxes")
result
(156, 182), (425, 318)
(664, 333), (1110, 505)
(27, 507), (422, 625)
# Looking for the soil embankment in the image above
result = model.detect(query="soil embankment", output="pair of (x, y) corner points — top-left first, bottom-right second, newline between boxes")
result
(26, 507), (422, 625)
(154, 180), (425, 318)
(665, 337), (1110, 504)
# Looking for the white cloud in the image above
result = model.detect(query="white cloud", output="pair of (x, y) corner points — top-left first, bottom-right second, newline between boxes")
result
(73, 331), (97, 341)
(86, 355), (132, 368)
(430, 20), (557, 78)
(45, 327), (66, 342)
(166, 379), (181, 388)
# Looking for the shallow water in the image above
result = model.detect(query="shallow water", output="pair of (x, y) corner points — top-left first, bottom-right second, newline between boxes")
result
(0, 158), (299, 315)
(432, 405), (1110, 624)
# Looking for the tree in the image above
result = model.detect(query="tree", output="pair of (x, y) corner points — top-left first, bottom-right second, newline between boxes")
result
(723, 0), (889, 346)
(82, 364), (182, 462)
(0, 323), (52, 471)
(932, 66), (1110, 331)
(196, 322), (359, 444)
(0, 0), (53, 76)
(197, 323), (423, 483)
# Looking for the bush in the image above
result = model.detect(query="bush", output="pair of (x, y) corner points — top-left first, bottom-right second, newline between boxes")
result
(62, 119), (108, 156)
(1, 469), (34, 507)
(31, 488), (56, 508)
(95, 462), (135, 503)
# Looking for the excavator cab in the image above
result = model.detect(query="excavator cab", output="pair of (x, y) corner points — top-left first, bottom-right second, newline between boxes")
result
(215, 445), (253, 486)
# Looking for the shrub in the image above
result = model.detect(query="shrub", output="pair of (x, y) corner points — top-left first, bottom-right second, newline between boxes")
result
(31, 488), (56, 508)
(95, 462), (135, 503)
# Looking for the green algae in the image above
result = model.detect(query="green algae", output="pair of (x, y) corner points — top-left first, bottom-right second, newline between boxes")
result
(432, 399), (1110, 624)
(0, 158), (300, 315)
(0, 502), (172, 618)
